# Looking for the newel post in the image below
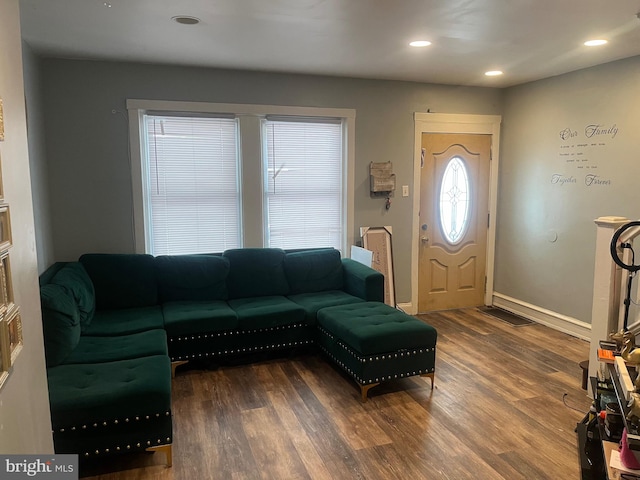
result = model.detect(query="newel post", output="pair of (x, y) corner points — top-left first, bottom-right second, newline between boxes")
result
(589, 216), (629, 391)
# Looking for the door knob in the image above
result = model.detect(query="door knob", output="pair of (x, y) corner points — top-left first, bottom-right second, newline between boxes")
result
(421, 236), (429, 243)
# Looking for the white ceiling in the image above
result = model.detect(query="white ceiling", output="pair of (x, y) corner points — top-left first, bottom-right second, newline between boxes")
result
(19, 0), (640, 88)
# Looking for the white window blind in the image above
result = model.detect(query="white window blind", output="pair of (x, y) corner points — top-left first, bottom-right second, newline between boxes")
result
(144, 115), (241, 255)
(264, 119), (343, 250)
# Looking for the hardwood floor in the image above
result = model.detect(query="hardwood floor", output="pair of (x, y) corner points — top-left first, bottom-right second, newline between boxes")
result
(79, 308), (591, 479)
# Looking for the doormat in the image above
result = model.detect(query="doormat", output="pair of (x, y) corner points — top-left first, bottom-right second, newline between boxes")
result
(477, 306), (534, 326)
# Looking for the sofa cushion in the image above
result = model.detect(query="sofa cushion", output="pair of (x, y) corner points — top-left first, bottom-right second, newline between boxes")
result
(62, 329), (168, 364)
(47, 355), (171, 429)
(317, 302), (437, 355)
(79, 254), (158, 310)
(223, 248), (289, 299)
(50, 262), (96, 329)
(156, 255), (229, 302)
(228, 296), (305, 330)
(288, 290), (364, 325)
(162, 301), (238, 336)
(81, 306), (164, 336)
(40, 284), (82, 367)
(284, 249), (344, 295)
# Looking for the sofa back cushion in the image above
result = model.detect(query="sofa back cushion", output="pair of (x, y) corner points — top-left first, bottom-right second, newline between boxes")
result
(79, 254), (158, 310)
(223, 248), (289, 299)
(157, 254), (230, 302)
(50, 262), (95, 329)
(284, 248), (344, 294)
(40, 284), (81, 367)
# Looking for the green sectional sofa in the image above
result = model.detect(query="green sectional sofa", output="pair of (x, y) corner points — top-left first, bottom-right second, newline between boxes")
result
(39, 247), (437, 464)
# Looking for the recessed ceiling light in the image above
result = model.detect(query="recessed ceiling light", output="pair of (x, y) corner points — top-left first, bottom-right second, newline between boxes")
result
(172, 15), (201, 25)
(584, 39), (608, 46)
(485, 70), (503, 76)
(409, 40), (432, 47)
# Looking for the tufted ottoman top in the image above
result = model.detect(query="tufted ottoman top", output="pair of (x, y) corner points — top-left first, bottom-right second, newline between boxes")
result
(317, 302), (437, 356)
(47, 355), (171, 429)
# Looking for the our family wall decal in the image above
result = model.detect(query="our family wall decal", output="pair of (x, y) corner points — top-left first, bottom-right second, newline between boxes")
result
(553, 122), (619, 187)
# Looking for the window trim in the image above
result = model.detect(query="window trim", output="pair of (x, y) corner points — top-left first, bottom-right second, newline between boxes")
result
(127, 99), (356, 254)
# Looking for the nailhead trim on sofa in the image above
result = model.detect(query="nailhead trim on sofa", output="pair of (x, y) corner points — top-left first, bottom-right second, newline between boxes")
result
(169, 323), (313, 360)
(170, 322), (306, 342)
(171, 339), (314, 361)
(55, 411), (171, 433)
(82, 436), (172, 457)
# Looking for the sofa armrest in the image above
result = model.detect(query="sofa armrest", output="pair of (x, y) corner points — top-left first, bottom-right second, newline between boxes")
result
(341, 258), (384, 302)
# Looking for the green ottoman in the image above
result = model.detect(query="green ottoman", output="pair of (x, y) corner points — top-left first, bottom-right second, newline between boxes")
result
(47, 355), (173, 463)
(317, 302), (437, 402)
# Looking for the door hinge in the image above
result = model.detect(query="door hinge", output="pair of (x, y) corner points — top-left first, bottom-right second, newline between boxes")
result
(484, 276), (487, 293)
(487, 213), (490, 228)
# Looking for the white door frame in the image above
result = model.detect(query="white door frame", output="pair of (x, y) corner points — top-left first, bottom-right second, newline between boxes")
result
(408, 113), (502, 314)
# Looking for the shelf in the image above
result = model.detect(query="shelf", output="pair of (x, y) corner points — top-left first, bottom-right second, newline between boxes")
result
(607, 362), (640, 450)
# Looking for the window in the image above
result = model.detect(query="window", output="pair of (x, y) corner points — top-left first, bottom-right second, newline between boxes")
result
(128, 100), (355, 255)
(264, 118), (343, 250)
(143, 115), (240, 255)
(439, 156), (470, 244)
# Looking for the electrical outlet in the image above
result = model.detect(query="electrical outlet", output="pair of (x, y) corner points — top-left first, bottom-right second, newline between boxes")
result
(402, 185), (409, 197)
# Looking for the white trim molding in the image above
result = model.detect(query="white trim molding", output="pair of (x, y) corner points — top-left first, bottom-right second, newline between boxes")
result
(492, 292), (591, 341)
(412, 113), (501, 312)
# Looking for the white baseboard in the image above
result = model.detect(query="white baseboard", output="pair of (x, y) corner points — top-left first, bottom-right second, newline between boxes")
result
(492, 292), (591, 341)
(396, 302), (414, 314)
(397, 297), (590, 341)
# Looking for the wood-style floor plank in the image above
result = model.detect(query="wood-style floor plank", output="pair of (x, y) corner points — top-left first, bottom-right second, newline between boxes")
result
(79, 307), (591, 479)
(267, 389), (334, 480)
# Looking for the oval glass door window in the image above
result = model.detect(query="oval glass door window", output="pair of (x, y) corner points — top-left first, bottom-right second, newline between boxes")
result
(439, 156), (470, 244)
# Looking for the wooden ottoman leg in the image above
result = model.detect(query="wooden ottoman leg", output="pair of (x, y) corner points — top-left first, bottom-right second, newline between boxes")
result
(146, 444), (173, 467)
(421, 372), (435, 389)
(171, 360), (188, 378)
(360, 382), (380, 403)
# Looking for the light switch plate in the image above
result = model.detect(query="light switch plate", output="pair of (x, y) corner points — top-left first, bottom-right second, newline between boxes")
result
(402, 185), (409, 197)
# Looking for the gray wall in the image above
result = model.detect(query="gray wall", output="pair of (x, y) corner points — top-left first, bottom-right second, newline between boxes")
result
(40, 58), (503, 303)
(498, 55), (640, 323)
(23, 42), (54, 274)
(0, 0), (53, 454)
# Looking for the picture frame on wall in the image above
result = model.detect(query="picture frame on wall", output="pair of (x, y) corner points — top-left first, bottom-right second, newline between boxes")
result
(0, 205), (12, 251)
(6, 306), (23, 364)
(0, 250), (13, 315)
(360, 226), (396, 307)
